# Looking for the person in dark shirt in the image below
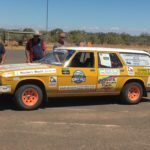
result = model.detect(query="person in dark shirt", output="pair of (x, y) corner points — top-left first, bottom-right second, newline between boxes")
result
(25, 31), (46, 63)
(53, 32), (68, 49)
(0, 39), (6, 64)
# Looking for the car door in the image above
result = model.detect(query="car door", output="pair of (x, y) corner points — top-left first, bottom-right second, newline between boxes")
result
(97, 52), (125, 93)
(58, 51), (97, 94)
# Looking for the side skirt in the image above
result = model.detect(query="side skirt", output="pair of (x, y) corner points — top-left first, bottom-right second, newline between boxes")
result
(47, 91), (120, 98)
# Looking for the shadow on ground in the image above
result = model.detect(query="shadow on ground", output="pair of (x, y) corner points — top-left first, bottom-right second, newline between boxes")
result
(0, 95), (149, 111)
(0, 95), (16, 110)
(46, 96), (118, 108)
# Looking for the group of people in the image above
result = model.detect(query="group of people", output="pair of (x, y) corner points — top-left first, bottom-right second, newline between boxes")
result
(0, 30), (92, 64)
(0, 31), (67, 64)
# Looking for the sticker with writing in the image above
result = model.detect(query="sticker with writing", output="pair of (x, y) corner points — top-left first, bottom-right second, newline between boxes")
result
(98, 76), (117, 89)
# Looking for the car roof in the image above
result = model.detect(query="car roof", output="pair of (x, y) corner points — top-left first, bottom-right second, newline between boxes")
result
(56, 47), (150, 55)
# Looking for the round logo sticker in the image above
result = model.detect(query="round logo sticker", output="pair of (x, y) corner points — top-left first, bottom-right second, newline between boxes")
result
(72, 71), (86, 83)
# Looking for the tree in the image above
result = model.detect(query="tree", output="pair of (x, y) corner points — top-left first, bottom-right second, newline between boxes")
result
(23, 28), (34, 32)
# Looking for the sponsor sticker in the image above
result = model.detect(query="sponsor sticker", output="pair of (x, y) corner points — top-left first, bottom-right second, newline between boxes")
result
(135, 69), (150, 76)
(144, 67), (150, 69)
(72, 70), (86, 83)
(62, 68), (70, 75)
(100, 68), (120, 75)
(49, 76), (57, 87)
(99, 53), (111, 68)
(0, 86), (11, 93)
(120, 53), (150, 66)
(128, 67), (134, 76)
(59, 85), (96, 91)
(15, 68), (56, 76)
(98, 76), (117, 89)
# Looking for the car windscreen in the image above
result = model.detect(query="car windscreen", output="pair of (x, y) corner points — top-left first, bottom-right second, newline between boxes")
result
(38, 49), (75, 65)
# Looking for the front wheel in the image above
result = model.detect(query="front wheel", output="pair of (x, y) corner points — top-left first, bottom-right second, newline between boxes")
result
(14, 84), (43, 110)
(120, 82), (143, 104)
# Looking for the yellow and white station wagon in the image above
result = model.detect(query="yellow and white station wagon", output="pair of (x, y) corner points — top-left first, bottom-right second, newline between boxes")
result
(0, 47), (150, 110)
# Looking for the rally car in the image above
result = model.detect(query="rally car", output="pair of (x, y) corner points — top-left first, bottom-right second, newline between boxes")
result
(0, 47), (150, 110)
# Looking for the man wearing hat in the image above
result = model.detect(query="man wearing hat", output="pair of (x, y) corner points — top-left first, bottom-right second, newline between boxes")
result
(25, 31), (46, 63)
(53, 32), (68, 49)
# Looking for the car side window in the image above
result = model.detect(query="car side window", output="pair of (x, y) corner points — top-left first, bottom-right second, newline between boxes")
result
(120, 53), (150, 66)
(69, 52), (94, 68)
(98, 53), (122, 68)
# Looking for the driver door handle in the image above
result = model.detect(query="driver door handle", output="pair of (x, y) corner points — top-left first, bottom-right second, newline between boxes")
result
(90, 69), (96, 72)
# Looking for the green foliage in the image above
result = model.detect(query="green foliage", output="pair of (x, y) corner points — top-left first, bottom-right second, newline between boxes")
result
(0, 28), (5, 41)
(23, 28), (34, 32)
(1, 28), (150, 46)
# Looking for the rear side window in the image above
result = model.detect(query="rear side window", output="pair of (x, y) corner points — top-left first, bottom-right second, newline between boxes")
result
(120, 53), (150, 66)
(98, 53), (122, 68)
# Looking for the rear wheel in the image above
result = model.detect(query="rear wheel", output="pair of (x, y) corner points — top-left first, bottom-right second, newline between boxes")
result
(14, 84), (43, 110)
(121, 82), (143, 104)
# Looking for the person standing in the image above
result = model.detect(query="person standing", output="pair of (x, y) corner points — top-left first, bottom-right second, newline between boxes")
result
(0, 38), (6, 64)
(53, 32), (68, 49)
(25, 31), (46, 63)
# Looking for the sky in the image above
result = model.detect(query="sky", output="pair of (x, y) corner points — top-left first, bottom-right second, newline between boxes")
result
(0, 0), (150, 35)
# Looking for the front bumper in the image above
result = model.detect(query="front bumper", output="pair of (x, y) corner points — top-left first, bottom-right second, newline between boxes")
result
(0, 85), (11, 93)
